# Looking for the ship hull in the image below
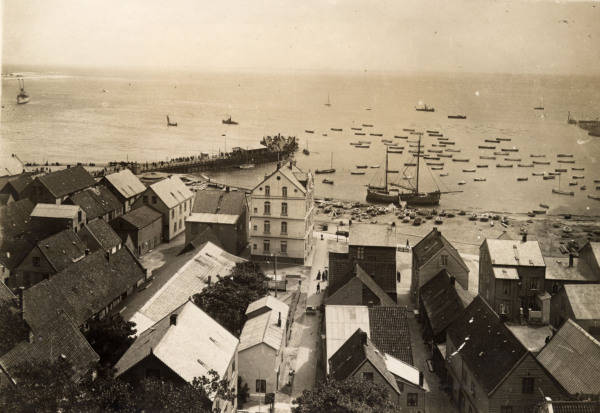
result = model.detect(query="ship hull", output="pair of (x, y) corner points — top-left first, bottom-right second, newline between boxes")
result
(399, 191), (441, 206)
(17, 96), (29, 104)
(366, 188), (398, 204)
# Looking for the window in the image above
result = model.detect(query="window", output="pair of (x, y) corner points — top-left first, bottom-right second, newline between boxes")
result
(282, 186), (288, 197)
(441, 254), (448, 266)
(265, 186), (270, 196)
(264, 201), (271, 215)
(253, 207), (258, 213)
(503, 280), (511, 295)
(253, 225), (258, 231)
(499, 303), (510, 315)
(256, 379), (266, 393)
(173, 222), (177, 232)
(397, 382), (404, 393)
(143, 195), (148, 203)
(281, 202), (288, 216)
(78, 210), (82, 222)
(32, 256), (41, 267)
(179, 219), (182, 230)
(263, 240), (270, 253)
(522, 377), (534, 394)
(184, 202), (187, 212)
(407, 393), (418, 407)
(171, 209), (175, 218)
(281, 221), (287, 235)
(179, 204), (182, 214)
(264, 221), (270, 234)
(357, 247), (364, 260)
(501, 407), (513, 413)
(362, 372), (373, 381)
(152, 196), (157, 204)
(281, 241), (287, 254)
(527, 278), (539, 291)
(253, 244), (257, 250)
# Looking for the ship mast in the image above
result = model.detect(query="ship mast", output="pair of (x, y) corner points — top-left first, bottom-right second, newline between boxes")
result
(384, 148), (388, 189)
(415, 132), (421, 194)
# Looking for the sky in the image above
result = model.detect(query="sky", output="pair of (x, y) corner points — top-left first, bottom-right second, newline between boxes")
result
(2, 0), (600, 75)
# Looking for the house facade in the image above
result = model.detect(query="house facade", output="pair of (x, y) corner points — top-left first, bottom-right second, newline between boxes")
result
(66, 186), (124, 223)
(30, 203), (86, 233)
(110, 205), (162, 256)
(550, 284), (600, 339)
(100, 168), (146, 213)
(249, 162), (314, 264)
(132, 176), (194, 241)
(22, 165), (96, 205)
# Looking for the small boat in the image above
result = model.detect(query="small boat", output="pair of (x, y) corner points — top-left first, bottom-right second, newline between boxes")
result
(381, 139), (393, 143)
(316, 153), (335, 174)
(496, 164), (513, 168)
(440, 173), (449, 177)
(588, 195), (600, 201)
(403, 128), (415, 132)
(356, 165), (368, 169)
(532, 172), (544, 176)
(365, 108), (372, 111)
(16, 79), (30, 104)
(572, 167), (584, 171)
(322, 179), (334, 184)
(485, 139), (500, 143)
(222, 115), (238, 125)
(517, 177), (528, 181)
(323, 133), (328, 136)
(437, 137), (449, 141)
(474, 177), (487, 182)
(533, 161), (550, 165)
(239, 163), (256, 169)
(530, 154), (546, 158)
(435, 216), (444, 224)
(573, 175), (584, 179)
(446, 149), (461, 153)
(370, 133), (383, 137)
(452, 158), (469, 162)
(595, 180), (600, 183)
(557, 154), (573, 158)
(443, 142), (456, 145)
(479, 145), (496, 149)
(494, 152), (505, 156)
(351, 127), (362, 131)
(416, 104), (435, 112)
(362, 124), (374, 127)
(581, 185), (587, 190)
(387, 170), (399, 174)
(359, 140), (372, 144)
(458, 181), (467, 185)
(501, 148), (519, 152)
(371, 165), (380, 168)
(431, 167), (443, 170)
(569, 182), (578, 186)
(356, 145), (370, 148)
(555, 168), (567, 172)
(325, 94), (332, 107)
(504, 158), (522, 162)
(539, 203), (549, 209)
(480, 156), (496, 160)
(557, 160), (575, 164)
(438, 154), (452, 158)
(426, 130), (439, 134)
(497, 137), (511, 141)
(305, 130), (315, 134)
(166, 115), (178, 127)
(303, 139), (310, 155)
(331, 128), (343, 132)
(350, 142), (361, 146)
(518, 164), (534, 168)
(351, 171), (366, 175)
(477, 164), (489, 168)
(355, 132), (366, 136)
(427, 162), (444, 166)
(394, 135), (408, 139)
(463, 169), (476, 173)
(448, 114), (466, 119)
(543, 175), (555, 180)
(404, 162), (417, 167)
(553, 189), (574, 196)
(429, 133), (443, 137)
(534, 97), (544, 110)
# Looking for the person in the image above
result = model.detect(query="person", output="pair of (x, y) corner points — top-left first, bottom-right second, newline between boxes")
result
(317, 270), (321, 280)
(406, 239), (410, 248)
(316, 283), (321, 294)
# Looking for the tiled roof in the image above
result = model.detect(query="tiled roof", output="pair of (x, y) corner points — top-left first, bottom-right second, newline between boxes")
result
(5, 173), (33, 195)
(36, 229), (87, 273)
(80, 219), (122, 251)
(192, 190), (246, 215)
(239, 296), (289, 352)
(0, 194), (12, 205)
(0, 199), (35, 237)
(118, 205), (163, 229)
(564, 284), (600, 320)
(326, 264), (396, 306)
(149, 176), (194, 209)
(68, 187), (122, 220)
(103, 169), (146, 199)
(31, 203), (80, 219)
(420, 270), (465, 336)
(329, 328), (400, 394)
(447, 296), (527, 394)
(537, 319), (600, 396)
(348, 223), (398, 248)
(37, 165), (96, 198)
(485, 239), (545, 267)
(368, 306), (413, 365)
(0, 238), (36, 271)
(129, 242), (244, 334)
(545, 256), (599, 282)
(0, 199), (42, 270)
(413, 228), (468, 271)
(548, 400), (600, 413)
(115, 300), (238, 389)
(0, 281), (16, 305)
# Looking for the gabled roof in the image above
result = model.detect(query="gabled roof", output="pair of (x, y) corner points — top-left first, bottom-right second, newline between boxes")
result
(192, 190), (246, 216)
(118, 205), (163, 229)
(564, 284), (600, 320)
(0, 199), (35, 237)
(80, 219), (122, 251)
(115, 300), (238, 388)
(413, 228), (468, 271)
(485, 238), (545, 267)
(103, 169), (146, 199)
(182, 227), (223, 253)
(543, 400), (600, 413)
(239, 296), (289, 352)
(0, 200), (46, 270)
(325, 264), (396, 306)
(537, 319), (600, 396)
(447, 296), (527, 395)
(0, 281), (16, 305)
(325, 305), (371, 365)
(36, 229), (87, 273)
(0, 194), (12, 205)
(37, 165), (96, 198)
(328, 328), (400, 394)
(129, 242), (245, 334)
(420, 270), (465, 336)
(68, 187), (122, 220)
(368, 306), (413, 365)
(31, 203), (81, 219)
(252, 165), (307, 195)
(148, 176), (194, 209)
(4, 173), (33, 195)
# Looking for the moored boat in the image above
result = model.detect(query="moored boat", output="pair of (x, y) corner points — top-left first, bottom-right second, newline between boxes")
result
(16, 78), (30, 104)
(448, 114), (466, 119)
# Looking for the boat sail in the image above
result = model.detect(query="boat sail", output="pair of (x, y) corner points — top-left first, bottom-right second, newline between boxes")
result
(324, 94), (331, 107)
(315, 152), (335, 174)
(16, 78), (30, 104)
(303, 139), (310, 155)
(166, 115), (177, 127)
(366, 148), (400, 204)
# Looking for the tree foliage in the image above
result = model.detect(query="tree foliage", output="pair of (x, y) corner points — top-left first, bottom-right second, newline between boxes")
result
(193, 261), (269, 336)
(293, 377), (395, 413)
(84, 314), (137, 369)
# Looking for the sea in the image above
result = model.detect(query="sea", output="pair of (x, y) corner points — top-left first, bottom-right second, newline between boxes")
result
(2, 66), (600, 216)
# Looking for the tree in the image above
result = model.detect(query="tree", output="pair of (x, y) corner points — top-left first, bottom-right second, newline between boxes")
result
(292, 377), (395, 413)
(84, 314), (137, 369)
(194, 262), (269, 336)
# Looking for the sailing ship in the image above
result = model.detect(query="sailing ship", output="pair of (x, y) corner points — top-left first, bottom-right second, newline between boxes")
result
(166, 115), (177, 127)
(302, 139), (310, 155)
(315, 152), (335, 174)
(16, 78), (30, 104)
(534, 97), (544, 110)
(324, 94), (331, 107)
(415, 104), (435, 112)
(448, 114), (467, 119)
(552, 173), (574, 196)
(222, 115), (238, 125)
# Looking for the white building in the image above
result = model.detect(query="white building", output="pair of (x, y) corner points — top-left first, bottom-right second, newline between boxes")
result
(249, 162), (314, 264)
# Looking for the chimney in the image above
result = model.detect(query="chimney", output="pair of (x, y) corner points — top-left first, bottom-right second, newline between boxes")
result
(277, 312), (282, 327)
(522, 232), (527, 242)
(225, 186), (230, 192)
(277, 162), (282, 170)
(288, 161), (293, 170)
(207, 275), (211, 286)
(568, 253), (574, 268)
(170, 313), (178, 326)
(419, 371), (424, 387)
(360, 330), (368, 345)
(17, 287), (25, 311)
(105, 251), (110, 262)
(85, 248), (90, 256)
(449, 276), (456, 286)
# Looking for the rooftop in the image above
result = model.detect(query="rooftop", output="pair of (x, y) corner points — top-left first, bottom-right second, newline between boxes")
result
(239, 296), (289, 353)
(419, 270), (465, 336)
(545, 256), (598, 282)
(493, 267), (519, 280)
(192, 189), (246, 215)
(187, 212), (239, 225)
(80, 219), (122, 251)
(542, 399), (600, 413)
(384, 353), (428, 390)
(37, 165), (96, 198)
(485, 238), (545, 267)
(103, 168), (146, 199)
(31, 203), (81, 219)
(118, 205), (162, 229)
(325, 305), (371, 367)
(348, 223), (399, 248)
(537, 319), (600, 396)
(115, 300), (238, 388)
(5, 173), (33, 195)
(506, 323), (553, 353)
(564, 284), (600, 320)
(35, 229), (87, 273)
(245, 295), (289, 318)
(413, 228), (467, 270)
(149, 176), (194, 209)
(326, 264), (396, 306)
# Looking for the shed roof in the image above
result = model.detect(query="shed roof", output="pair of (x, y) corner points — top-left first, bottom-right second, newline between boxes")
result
(115, 300), (238, 387)
(485, 239), (545, 267)
(384, 353), (424, 388)
(81, 219), (122, 251)
(447, 296), (527, 395)
(245, 295), (289, 317)
(413, 228), (467, 270)
(103, 169), (146, 199)
(37, 165), (96, 198)
(118, 205), (162, 229)
(239, 296), (289, 352)
(325, 305), (371, 366)
(564, 284), (600, 320)
(187, 213), (239, 225)
(537, 319), (600, 396)
(149, 176), (193, 209)
(420, 270), (465, 336)
(348, 223), (398, 248)
(493, 267), (519, 280)
(36, 229), (87, 272)
(31, 203), (81, 219)
(192, 190), (246, 215)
